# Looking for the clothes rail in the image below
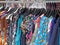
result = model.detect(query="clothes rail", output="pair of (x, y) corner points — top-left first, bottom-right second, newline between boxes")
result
(0, 1), (60, 3)
(0, 1), (45, 3)
(0, 1), (22, 3)
(0, 1), (34, 3)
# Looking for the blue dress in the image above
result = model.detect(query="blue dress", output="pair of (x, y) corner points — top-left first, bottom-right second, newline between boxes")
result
(15, 15), (23, 45)
(48, 17), (56, 42)
(48, 17), (60, 45)
(58, 17), (60, 45)
(34, 16), (49, 45)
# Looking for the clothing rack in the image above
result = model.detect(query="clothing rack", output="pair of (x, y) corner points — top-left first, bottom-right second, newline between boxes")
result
(0, 1), (22, 3)
(0, 1), (46, 8)
(0, 1), (60, 9)
(0, 1), (60, 3)
(0, 1), (33, 3)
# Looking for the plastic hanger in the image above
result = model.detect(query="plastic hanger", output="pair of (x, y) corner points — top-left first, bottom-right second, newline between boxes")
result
(10, 8), (20, 21)
(34, 9), (39, 15)
(54, 10), (59, 19)
(7, 4), (13, 12)
(26, 8), (33, 15)
(38, 8), (46, 16)
(32, 8), (37, 15)
(45, 9), (51, 17)
(7, 4), (16, 14)
(29, 8), (35, 14)
(7, 7), (12, 12)
(35, 9), (41, 16)
(21, 8), (29, 16)
(6, 5), (18, 20)
(13, 8), (19, 14)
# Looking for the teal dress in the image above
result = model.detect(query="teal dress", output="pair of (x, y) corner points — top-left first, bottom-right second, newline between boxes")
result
(34, 16), (52, 45)
(15, 15), (23, 45)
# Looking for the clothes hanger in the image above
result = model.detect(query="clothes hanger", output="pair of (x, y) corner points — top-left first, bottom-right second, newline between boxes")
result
(48, 9), (53, 17)
(30, 8), (35, 15)
(7, 4), (17, 14)
(8, 7), (18, 20)
(45, 9), (50, 17)
(5, 7), (9, 11)
(6, 4), (15, 19)
(6, 8), (19, 19)
(22, 8), (29, 16)
(10, 5), (21, 21)
(58, 9), (60, 17)
(54, 9), (59, 19)
(31, 8), (38, 16)
(13, 6), (20, 14)
(34, 9), (39, 16)
(32, 8), (37, 15)
(15, 7), (28, 19)
(7, 6), (12, 12)
(48, 2), (56, 17)
(7, 3), (14, 12)
(26, 8), (34, 16)
(51, 10), (54, 17)
(38, 8), (46, 16)
(35, 9), (41, 16)
(6, 4), (18, 20)
(17, 4), (22, 14)
(46, 8), (54, 18)
(38, 8), (43, 16)
(20, 8), (27, 14)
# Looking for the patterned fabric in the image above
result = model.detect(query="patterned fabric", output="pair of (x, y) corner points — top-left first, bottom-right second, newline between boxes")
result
(34, 16), (51, 45)
(7, 19), (12, 45)
(30, 16), (40, 45)
(48, 17), (60, 45)
(0, 12), (8, 45)
(21, 15), (35, 45)
(12, 14), (19, 45)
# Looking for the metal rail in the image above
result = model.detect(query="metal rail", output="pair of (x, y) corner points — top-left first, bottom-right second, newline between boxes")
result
(0, 1), (60, 3)
(0, 1), (21, 3)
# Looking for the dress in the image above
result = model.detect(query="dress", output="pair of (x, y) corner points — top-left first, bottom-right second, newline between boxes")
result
(34, 16), (52, 45)
(15, 15), (23, 45)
